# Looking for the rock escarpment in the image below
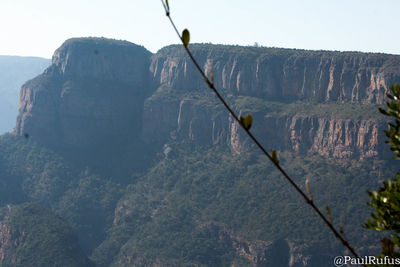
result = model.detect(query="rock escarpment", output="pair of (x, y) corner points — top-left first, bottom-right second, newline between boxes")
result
(143, 95), (388, 158)
(15, 38), (154, 150)
(145, 45), (399, 158)
(151, 45), (400, 104)
(14, 40), (400, 159)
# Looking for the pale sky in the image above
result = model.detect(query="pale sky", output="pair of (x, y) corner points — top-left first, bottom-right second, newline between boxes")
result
(0, 0), (399, 58)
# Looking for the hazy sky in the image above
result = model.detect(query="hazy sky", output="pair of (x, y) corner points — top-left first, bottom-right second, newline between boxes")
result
(0, 0), (399, 58)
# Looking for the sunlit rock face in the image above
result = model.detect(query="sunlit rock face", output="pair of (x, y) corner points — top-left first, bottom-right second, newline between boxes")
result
(151, 44), (400, 104)
(144, 45), (400, 158)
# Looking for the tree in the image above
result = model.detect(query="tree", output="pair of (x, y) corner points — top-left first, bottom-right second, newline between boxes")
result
(365, 84), (400, 258)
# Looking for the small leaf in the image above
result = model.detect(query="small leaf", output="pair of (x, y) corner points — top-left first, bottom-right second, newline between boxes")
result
(325, 206), (330, 215)
(325, 205), (333, 224)
(271, 149), (279, 165)
(240, 114), (253, 130)
(182, 29), (190, 47)
(163, 0), (170, 15)
(305, 178), (313, 201)
(210, 63), (214, 84)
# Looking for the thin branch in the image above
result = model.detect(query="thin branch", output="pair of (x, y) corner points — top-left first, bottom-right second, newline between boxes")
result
(160, 0), (363, 263)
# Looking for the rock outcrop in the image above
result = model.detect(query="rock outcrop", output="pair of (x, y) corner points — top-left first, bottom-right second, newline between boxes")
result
(15, 38), (155, 150)
(15, 40), (400, 159)
(143, 96), (388, 158)
(145, 45), (399, 158)
(151, 44), (400, 104)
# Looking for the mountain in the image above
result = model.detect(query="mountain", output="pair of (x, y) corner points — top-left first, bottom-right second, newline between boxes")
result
(17, 43), (398, 160)
(0, 56), (50, 134)
(1, 37), (399, 266)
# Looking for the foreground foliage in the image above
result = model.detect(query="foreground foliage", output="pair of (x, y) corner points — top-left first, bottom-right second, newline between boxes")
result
(365, 84), (400, 258)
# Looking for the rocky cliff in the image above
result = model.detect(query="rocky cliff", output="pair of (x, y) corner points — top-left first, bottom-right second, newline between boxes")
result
(145, 45), (400, 158)
(143, 94), (388, 158)
(151, 44), (400, 104)
(15, 40), (399, 159)
(15, 38), (155, 151)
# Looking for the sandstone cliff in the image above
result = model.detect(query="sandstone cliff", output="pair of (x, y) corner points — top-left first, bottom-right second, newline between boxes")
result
(151, 44), (400, 104)
(143, 94), (388, 158)
(15, 40), (399, 159)
(145, 45), (399, 158)
(15, 38), (155, 150)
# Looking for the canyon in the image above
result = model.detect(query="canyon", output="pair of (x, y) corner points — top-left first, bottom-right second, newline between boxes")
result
(0, 37), (399, 266)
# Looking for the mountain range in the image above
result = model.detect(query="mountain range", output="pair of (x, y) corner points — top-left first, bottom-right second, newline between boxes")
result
(0, 37), (399, 266)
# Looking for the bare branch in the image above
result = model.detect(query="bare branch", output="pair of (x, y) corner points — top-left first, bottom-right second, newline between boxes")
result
(160, 1), (363, 263)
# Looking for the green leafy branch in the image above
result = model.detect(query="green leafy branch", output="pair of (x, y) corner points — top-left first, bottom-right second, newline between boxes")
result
(379, 84), (400, 160)
(160, 0), (362, 263)
(365, 84), (400, 260)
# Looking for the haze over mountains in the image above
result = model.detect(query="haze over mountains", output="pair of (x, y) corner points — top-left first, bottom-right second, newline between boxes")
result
(0, 56), (50, 134)
(0, 37), (399, 266)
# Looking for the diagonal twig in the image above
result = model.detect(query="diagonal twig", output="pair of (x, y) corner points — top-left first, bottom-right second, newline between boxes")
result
(160, 0), (363, 263)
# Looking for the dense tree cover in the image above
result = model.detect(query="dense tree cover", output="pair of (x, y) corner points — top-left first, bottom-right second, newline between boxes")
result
(0, 134), (125, 254)
(365, 84), (400, 258)
(0, 202), (94, 267)
(92, 142), (394, 266)
(0, 80), (397, 266)
(0, 103), (396, 266)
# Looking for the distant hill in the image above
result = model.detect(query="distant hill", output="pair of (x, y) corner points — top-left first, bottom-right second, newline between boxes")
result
(0, 56), (50, 134)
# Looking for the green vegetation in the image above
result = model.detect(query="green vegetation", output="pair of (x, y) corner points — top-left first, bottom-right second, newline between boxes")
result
(365, 84), (400, 258)
(233, 96), (382, 120)
(0, 202), (93, 267)
(0, 90), (393, 266)
(91, 142), (393, 265)
(0, 134), (125, 254)
(0, 36), (396, 264)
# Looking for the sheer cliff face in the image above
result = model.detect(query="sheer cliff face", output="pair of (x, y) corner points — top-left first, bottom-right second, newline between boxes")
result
(14, 41), (399, 159)
(143, 97), (387, 158)
(145, 45), (400, 158)
(151, 45), (400, 104)
(15, 38), (154, 148)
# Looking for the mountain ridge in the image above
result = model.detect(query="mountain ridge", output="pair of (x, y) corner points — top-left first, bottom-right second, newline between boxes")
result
(1, 37), (398, 266)
(15, 37), (400, 159)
